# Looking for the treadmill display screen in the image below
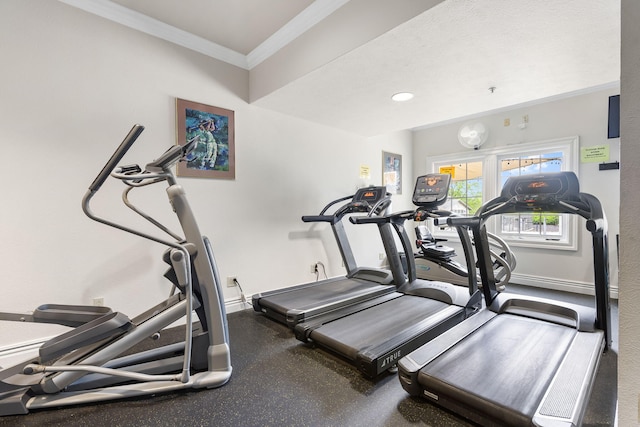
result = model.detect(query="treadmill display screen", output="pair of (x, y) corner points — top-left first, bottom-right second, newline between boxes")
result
(353, 186), (387, 203)
(500, 172), (581, 205)
(515, 178), (563, 195)
(412, 174), (451, 207)
(512, 178), (567, 204)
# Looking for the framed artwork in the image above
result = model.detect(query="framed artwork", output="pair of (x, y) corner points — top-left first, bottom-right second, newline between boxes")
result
(176, 98), (235, 179)
(382, 151), (402, 194)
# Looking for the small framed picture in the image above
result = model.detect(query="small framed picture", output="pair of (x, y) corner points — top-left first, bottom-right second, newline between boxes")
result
(382, 151), (402, 194)
(176, 98), (235, 179)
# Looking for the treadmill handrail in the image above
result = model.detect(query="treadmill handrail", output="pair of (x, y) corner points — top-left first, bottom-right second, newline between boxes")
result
(349, 210), (414, 225)
(301, 214), (335, 223)
(301, 195), (353, 226)
(302, 190), (393, 225)
(318, 194), (353, 215)
(451, 172), (611, 349)
(355, 210), (480, 295)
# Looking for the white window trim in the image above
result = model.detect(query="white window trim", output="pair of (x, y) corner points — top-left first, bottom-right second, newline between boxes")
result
(427, 136), (579, 251)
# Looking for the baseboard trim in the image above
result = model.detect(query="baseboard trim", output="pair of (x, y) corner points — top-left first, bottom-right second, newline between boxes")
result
(225, 296), (253, 314)
(510, 273), (619, 299)
(0, 339), (48, 358)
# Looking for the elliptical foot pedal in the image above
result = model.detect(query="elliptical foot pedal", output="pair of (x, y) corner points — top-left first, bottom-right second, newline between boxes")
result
(33, 304), (113, 327)
(0, 387), (31, 416)
(39, 312), (133, 361)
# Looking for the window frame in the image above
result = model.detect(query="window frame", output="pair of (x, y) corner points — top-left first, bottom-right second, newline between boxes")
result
(427, 136), (579, 251)
(436, 158), (485, 216)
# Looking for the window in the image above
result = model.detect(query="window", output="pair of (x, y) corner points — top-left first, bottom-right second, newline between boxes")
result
(437, 160), (483, 215)
(427, 136), (578, 250)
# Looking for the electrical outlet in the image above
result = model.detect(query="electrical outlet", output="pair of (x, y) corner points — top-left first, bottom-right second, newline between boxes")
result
(379, 253), (385, 260)
(310, 263), (318, 274)
(226, 276), (237, 287)
(92, 297), (105, 307)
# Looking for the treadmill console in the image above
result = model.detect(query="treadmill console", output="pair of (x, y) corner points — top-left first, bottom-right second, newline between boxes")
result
(501, 172), (580, 206)
(351, 186), (390, 213)
(412, 174), (451, 208)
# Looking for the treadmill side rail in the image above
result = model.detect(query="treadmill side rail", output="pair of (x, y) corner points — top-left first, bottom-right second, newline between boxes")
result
(398, 309), (496, 396)
(533, 331), (605, 427)
(293, 292), (403, 341)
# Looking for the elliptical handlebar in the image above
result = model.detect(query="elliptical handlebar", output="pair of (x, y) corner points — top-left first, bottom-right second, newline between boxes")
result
(110, 139), (198, 186)
(145, 138), (197, 173)
(88, 124), (145, 192)
(82, 124), (191, 249)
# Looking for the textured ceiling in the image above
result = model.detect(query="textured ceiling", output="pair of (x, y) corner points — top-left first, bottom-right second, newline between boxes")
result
(61, 0), (621, 137)
(253, 0), (621, 136)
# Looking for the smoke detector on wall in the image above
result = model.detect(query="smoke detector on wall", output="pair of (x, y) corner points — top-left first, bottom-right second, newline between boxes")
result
(458, 121), (489, 150)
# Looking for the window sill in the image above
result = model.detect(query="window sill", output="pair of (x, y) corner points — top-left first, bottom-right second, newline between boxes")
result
(500, 236), (577, 251)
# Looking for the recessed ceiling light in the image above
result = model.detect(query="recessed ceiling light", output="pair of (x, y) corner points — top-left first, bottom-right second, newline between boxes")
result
(391, 92), (414, 102)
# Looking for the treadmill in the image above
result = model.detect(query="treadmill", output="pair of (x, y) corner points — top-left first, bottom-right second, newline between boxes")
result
(398, 171), (611, 427)
(252, 186), (400, 327)
(293, 174), (482, 378)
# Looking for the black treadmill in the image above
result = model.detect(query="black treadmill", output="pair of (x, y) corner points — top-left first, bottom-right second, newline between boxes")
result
(293, 174), (482, 378)
(398, 171), (611, 427)
(252, 186), (400, 327)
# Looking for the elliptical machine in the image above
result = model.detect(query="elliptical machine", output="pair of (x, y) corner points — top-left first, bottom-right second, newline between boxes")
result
(0, 125), (231, 416)
(413, 208), (516, 291)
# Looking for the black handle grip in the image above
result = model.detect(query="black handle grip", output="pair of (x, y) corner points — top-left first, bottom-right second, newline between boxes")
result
(89, 124), (145, 192)
(351, 209), (416, 225)
(302, 215), (334, 223)
(447, 216), (481, 227)
(350, 216), (386, 225)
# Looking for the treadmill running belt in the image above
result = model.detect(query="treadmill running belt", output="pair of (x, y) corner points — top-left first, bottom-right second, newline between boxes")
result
(417, 314), (576, 426)
(310, 297), (450, 360)
(259, 278), (392, 313)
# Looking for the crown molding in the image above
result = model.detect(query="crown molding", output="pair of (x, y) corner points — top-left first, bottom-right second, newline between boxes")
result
(246, 0), (349, 69)
(58, 0), (350, 70)
(59, 0), (248, 68)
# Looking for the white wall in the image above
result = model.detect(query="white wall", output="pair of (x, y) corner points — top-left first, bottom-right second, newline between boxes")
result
(0, 1), (634, 424)
(0, 1), (413, 347)
(618, 0), (639, 424)
(412, 88), (621, 296)
(1, 7), (632, 423)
